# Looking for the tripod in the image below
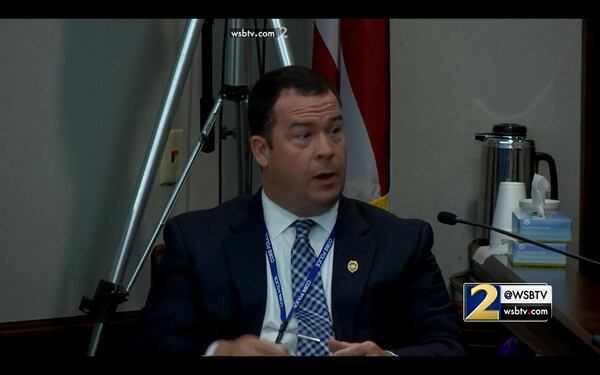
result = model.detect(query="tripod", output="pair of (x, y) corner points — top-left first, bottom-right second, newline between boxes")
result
(79, 18), (293, 356)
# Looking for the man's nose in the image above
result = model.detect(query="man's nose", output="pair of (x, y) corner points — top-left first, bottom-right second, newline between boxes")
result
(315, 132), (335, 159)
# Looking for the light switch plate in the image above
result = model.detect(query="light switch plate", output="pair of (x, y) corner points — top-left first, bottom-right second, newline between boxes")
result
(159, 129), (183, 185)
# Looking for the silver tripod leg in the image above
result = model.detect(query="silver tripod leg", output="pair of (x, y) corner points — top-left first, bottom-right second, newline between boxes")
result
(270, 19), (294, 66)
(129, 17), (292, 285)
(85, 19), (203, 357)
(126, 96), (224, 292)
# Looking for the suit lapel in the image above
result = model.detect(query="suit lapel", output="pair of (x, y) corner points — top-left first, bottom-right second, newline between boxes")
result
(223, 193), (267, 335)
(331, 197), (376, 341)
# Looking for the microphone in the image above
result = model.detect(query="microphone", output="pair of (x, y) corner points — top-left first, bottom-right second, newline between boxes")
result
(437, 211), (600, 267)
(437, 211), (461, 226)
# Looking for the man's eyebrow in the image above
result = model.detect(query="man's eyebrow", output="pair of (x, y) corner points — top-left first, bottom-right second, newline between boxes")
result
(289, 122), (311, 128)
(289, 115), (342, 128)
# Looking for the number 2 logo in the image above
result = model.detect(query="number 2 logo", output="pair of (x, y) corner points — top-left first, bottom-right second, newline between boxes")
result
(464, 284), (500, 321)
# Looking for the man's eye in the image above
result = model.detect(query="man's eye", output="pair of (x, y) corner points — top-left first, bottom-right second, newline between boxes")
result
(295, 131), (311, 139)
(329, 126), (343, 138)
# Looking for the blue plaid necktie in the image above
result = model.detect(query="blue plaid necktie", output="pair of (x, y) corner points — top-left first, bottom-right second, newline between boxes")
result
(291, 219), (333, 356)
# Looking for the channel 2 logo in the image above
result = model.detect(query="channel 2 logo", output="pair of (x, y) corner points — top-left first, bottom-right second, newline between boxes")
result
(463, 283), (552, 322)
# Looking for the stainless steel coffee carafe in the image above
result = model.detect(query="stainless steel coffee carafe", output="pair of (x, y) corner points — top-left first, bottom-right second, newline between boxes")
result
(475, 124), (558, 241)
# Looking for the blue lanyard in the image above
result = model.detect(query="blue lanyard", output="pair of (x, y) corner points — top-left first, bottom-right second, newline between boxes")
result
(264, 225), (335, 342)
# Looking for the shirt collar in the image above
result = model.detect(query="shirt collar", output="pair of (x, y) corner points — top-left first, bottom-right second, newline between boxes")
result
(261, 190), (338, 239)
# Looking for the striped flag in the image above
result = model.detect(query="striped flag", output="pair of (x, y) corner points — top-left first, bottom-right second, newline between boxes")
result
(312, 19), (390, 209)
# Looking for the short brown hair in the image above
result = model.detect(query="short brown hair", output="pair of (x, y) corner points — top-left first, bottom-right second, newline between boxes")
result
(248, 65), (339, 145)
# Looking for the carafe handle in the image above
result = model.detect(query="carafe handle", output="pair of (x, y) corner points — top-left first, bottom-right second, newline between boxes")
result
(474, 132), (495, 141)
(535, 152), (558, 199)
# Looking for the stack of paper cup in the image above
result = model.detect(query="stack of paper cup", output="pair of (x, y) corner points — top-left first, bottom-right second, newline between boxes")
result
(490, 181), (526, 253)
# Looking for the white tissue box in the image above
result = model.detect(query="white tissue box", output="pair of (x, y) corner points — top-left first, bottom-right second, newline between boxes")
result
(512, 210), (572, 242)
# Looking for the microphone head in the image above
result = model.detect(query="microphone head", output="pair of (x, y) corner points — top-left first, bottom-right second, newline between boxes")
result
(437, 211), (458, 225)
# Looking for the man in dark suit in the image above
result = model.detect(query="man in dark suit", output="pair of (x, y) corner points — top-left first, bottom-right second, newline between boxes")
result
(139, 66), (464, 357)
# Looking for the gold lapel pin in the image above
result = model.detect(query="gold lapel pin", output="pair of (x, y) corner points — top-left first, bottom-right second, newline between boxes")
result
(347, 260), (359, 273)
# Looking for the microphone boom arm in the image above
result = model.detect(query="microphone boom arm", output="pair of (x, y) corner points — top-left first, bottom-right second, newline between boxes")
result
(438, 211), (600, 267)
(458, 219), (600, 266)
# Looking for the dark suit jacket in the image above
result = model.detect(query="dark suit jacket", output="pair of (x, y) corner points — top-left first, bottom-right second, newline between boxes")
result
(138, 192), (464, 357)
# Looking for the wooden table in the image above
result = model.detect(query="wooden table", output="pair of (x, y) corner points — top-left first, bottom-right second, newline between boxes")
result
(469, 240), (600, 356)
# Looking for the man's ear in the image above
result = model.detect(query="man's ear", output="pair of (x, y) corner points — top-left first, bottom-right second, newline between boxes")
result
(250, 135), (270, 168)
